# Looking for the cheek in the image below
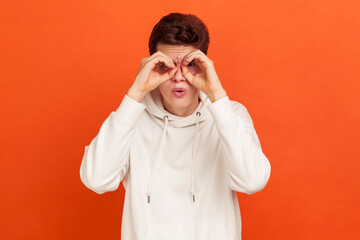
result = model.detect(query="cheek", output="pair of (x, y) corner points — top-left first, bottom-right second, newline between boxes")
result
(158, 81), (170, 94)
(187, 85), (199, 97)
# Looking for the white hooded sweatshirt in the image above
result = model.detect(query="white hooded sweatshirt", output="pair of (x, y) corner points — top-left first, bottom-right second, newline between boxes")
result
(80, 88), (271, 240)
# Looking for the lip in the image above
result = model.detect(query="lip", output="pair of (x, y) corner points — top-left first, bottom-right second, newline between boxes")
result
(172, 87), (187, 92)
(172, 87), (187, 98)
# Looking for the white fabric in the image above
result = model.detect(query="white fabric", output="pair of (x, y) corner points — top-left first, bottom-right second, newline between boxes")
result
(80, 88), (271, 240)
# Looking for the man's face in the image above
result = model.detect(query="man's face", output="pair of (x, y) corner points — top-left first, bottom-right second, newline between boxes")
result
(155, 43), (200, 117)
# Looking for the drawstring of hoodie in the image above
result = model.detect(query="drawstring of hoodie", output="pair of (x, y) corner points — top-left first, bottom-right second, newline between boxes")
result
(145, 111), (201, 204)
(191, 111), (201, 202)
(146, 115), (169, 204)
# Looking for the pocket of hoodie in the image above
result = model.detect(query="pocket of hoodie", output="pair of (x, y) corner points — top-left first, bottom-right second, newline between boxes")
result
(145, 219), (228, 240)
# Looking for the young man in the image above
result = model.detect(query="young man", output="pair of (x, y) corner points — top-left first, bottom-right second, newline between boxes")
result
(80, 13), (271, 240)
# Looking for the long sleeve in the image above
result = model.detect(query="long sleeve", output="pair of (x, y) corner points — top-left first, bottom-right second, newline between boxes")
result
(80, 94), (146, 194)
(207, 96), (271, 194)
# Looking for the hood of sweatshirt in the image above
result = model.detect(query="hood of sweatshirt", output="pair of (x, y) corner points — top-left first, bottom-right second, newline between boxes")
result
(141, 87), (212, 127)
(140, 87), (212, 203)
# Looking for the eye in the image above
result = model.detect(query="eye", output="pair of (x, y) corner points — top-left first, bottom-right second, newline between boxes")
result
(160, 63), (170, 70)
(188, 60), (196, 67)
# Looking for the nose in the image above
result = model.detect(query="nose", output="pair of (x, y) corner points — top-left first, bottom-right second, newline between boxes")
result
(171, 66), (186, 82)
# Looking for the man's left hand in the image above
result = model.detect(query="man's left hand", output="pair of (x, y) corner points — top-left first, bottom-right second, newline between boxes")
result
(181, 50), (227, 102)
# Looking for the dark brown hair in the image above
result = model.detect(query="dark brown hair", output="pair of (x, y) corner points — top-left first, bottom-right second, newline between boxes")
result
(148, 13), (210, 55)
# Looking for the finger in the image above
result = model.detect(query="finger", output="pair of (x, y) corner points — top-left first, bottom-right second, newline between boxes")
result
(158, 51), (175, 67)
(152, 54), (174, 67)
(147, 51), (175, 68)
(183, 52), (208, 66)
(183, 49), (201, 60)
(153, 66), (178, 86)
(165, 66), (178, 79)
(149, 55), (175, 70)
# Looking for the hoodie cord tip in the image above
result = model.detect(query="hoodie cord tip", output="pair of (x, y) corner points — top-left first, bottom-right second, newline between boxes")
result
(193, 194), (195, 202)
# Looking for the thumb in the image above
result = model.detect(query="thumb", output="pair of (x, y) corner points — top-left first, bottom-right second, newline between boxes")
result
(155, 66), (178, 86)
(181, 65), (194, 83)
(167, 66), (178, 78)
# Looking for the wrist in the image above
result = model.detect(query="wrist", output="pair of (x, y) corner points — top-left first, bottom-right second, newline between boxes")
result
(127, 87), (146, 103)
(208, 88), (227, 103)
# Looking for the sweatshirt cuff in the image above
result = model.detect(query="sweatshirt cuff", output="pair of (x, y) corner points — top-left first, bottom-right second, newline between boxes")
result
(114, 94), (146, 123)
(207, 96), (239, 127)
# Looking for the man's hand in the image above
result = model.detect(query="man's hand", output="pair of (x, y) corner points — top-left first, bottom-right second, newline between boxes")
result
(127, 51), (178, 102)
(181, 50), (227, 102)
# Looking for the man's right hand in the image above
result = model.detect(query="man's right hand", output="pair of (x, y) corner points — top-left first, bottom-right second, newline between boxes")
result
(127, 51), (177, 102)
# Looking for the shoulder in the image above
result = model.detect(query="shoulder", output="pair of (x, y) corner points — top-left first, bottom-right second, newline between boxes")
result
(229, 100), (246, 112)
(229, 100), (254, 126)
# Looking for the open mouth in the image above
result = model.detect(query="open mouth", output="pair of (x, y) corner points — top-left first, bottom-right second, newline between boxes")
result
(172, 88), (186, 97)
(173, 88), (186, 92)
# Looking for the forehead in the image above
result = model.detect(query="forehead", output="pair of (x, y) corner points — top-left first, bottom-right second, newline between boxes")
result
(157, 44), (197, 61)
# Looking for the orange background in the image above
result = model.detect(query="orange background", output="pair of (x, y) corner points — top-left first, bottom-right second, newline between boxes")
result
(1, 0), (359, 239)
